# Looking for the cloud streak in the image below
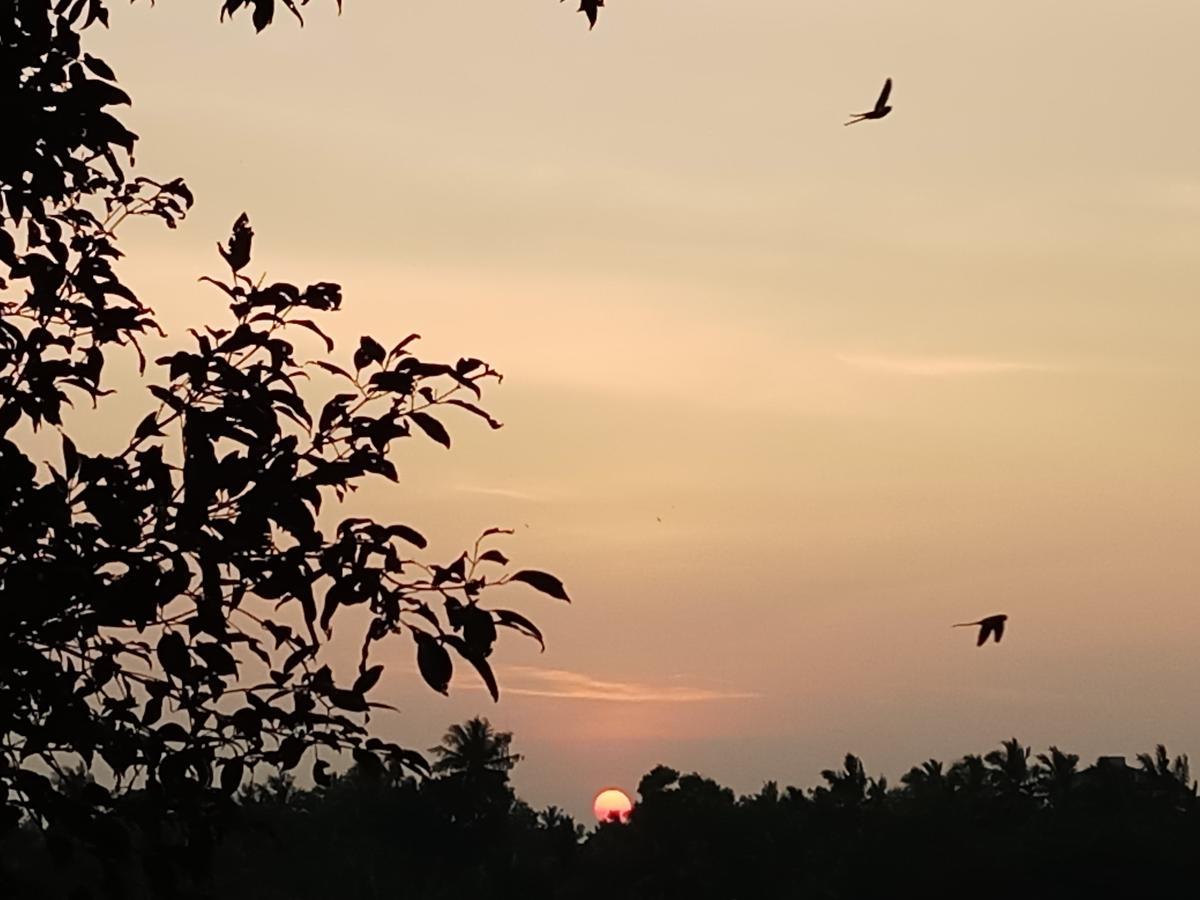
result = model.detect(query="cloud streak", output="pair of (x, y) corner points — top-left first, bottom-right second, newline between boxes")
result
(453, 484), (542, 502)
(835, 353), (1059, 377)
(489, 667), (761, 703)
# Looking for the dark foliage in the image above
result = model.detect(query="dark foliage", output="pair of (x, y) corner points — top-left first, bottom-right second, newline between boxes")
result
(8, 731), (1199, 899)
(1, 2), (565, 896)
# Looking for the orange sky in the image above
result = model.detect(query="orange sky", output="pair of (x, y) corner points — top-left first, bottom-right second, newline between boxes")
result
(80, 1), (1200, 818)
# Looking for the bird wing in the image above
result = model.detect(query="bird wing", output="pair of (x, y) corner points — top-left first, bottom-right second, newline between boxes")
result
(581, 0), (602, 28)
(992, 618), (1005, 643)
(564, 0), (602, 28)
(976, 623), (991, 647)
(875, 78), (893, 111)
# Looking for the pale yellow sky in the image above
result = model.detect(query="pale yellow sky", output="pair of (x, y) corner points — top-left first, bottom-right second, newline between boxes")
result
(78, 1), (1200, 817)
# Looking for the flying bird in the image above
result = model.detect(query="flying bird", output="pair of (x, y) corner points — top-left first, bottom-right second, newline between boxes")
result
(564, 0), (603, 29)
(844, 78), (893, 126)
(954, 614), (1008, 647)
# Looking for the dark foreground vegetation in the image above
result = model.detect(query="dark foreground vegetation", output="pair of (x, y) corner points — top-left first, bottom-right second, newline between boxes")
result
(4, 719), (1199, 899)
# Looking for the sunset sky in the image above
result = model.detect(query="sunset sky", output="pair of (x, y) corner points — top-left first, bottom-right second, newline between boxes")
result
(85, 1), (1200, 818)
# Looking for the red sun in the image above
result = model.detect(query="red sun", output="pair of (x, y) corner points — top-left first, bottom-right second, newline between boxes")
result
(592, 787), (633, 823)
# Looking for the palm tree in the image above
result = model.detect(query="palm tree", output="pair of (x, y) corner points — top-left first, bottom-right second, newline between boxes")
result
(818, 754), (870, 807)
(948, 754), (989, 798)
(901, 759), (947, 801)
(1034, 746), (1079, 807)
(430, 716), (522, 784)
(985, 738), (1032, 794)
(1136, 744), (1188, 783)
(1136, 744), (1197, 809)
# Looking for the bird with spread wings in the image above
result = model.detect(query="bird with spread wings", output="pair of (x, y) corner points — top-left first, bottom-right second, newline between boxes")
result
(954, 615), (1008, 647)
(564, 0), (603, 30)
(845, 78), (894, 125)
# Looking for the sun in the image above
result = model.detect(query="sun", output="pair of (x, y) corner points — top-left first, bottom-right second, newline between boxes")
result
(592, 787), (633, 823)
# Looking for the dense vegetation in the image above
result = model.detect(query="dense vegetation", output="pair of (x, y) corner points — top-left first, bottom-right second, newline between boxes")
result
(1, 1), (564, 895)
(3, 719), (1198, 898)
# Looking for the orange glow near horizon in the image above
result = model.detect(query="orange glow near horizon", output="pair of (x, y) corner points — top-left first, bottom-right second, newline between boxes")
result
(593, 788), (633, 823)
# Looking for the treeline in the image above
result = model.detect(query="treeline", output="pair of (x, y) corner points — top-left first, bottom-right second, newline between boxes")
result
(3, 719), (1200, 899)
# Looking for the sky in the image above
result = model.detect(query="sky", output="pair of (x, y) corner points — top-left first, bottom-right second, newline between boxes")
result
(78, 0), (1200, 819)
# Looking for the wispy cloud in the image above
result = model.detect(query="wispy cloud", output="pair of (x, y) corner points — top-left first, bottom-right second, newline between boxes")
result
(488, 667), (761, 703)
(453, 484), (541, 502)
(835, 353), (1059, 378)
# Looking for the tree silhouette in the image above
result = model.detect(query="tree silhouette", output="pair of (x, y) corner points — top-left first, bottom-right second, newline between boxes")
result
(1034, 745), (1080, 805)
(947, 753), (989, 797)
(984, 737), (1033, 794)
(1137, 744), (1197, 811)
(900, 758), (948, 801)
(817, 753), (872, 807)
(1, 3), (566, 893)
(7, 729), (1200, 898)
(431, 717), (523, 783)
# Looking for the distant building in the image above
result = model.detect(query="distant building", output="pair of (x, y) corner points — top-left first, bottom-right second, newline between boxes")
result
(1071, 756), (1132, 790)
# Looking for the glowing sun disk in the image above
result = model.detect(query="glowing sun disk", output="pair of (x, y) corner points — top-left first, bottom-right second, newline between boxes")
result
(593, 787), (633, 823)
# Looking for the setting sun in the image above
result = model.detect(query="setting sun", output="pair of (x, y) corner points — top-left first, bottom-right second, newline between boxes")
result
(592, 788), (633, 823)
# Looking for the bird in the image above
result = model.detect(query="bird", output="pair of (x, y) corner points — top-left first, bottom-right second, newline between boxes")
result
(844, 78), (893, 126)
(563, 0), (603, 29)
(954, 614), (1007, 646)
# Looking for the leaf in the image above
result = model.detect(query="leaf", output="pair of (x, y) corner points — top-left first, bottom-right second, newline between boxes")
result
(352, 748), (384, 780)
(442, 635), (499, 702)
(133, 412), (163, 443)
(431, 554), (466, 587)
(220, 760), (244, 795)
(494, 609), (545, 651)
(141, 695), (164, 726)
(156, 723), (189, 744)
(313, 759), (332, 787)
(353, 665), (384, 695)
(218, 213), (254, 273)
(148, 385), (186, 412)
(296, 580), (318, 642)
(478, 549), (509, 565)
(312, 360), (353, 380)
(245, 639), (271, 667)
(282, 644), (315, 674)
(353, 336), (385, 371)
(83, 53), (117, 81)
(386, 524), (427, 549)
(409, 412), (450, 449)
(388, 747), (430, 776)
(264, 621), (293, 649)
(61, 434), (78, 481)
(290, 318), (334, 352)
(367, 371), (415, 395)
(194, 642), (238, 676)
(459, 605), (497, 659)
(414, 633), (452, 695)
(277, 736), (306, 771)
(156, 632), (190, 679)
(328, 688), (369, 712)
(389, 333), (421, 357)
(509, 570), (570, 602)
(445, 399), (501, 429)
